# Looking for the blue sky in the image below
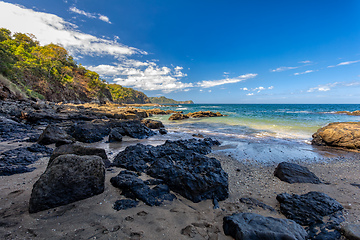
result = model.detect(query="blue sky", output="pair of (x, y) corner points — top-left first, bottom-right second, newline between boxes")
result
(0, 0), (359, 103)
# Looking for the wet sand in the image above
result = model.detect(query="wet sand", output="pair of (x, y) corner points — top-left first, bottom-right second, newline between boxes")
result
(1, 139), (360, 239)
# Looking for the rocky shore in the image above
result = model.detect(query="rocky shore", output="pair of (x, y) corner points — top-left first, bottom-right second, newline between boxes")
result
(1, 100), (360, 239)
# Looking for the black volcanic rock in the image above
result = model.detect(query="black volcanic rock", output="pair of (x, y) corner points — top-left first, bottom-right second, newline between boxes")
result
(277, 191), (344, 239)
(274, 162), (322, 184)
(112, 138), (228, 203)
(110, 171), (175, 206)
(223, 212), (307, 240)
(0, 144), (53, 176)
(29, 154), (105, 213)
(37, 124), (74, 146)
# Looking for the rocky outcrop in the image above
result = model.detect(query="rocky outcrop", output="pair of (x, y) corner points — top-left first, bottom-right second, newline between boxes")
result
(277, 191), (344, 239)
(0, 144), (53, 176)
(335, 110), (360, 116)
(186, 111), (224, 118)
(29, 154), (105, 213)
(112, 138), (227, 203)
(274, 162), (322, 184)
(49, 142), (110, 167)
(168, 113), (189, 120)
(223, 212), (307, 240)
(37, 124), (74, 146)
(312, 122), (360, 149)
(141, 119), (164, 129)
(145, 108), (180, 115)
(110, 170), (176, 206)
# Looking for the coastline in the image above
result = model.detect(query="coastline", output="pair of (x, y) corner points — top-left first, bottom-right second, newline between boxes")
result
(1, 101), (360, 239)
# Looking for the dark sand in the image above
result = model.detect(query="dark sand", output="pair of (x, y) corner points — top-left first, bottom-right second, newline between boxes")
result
(1, 138), (360, 239)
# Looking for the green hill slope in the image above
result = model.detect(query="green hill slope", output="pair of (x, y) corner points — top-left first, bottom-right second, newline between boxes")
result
(149, 96), (194, 104)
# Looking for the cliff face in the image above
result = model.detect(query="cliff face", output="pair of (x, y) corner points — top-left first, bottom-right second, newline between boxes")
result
(149, 96), (194, 104)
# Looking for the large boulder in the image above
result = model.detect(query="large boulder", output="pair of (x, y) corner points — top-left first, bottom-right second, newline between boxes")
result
(274, 162), (322, 184)
(112, 138), (228, 203)
(223, 212), (307, 240)
(312, 122), (360, 149)
(37, 124), (74, 146)
(29, 154), (105, 213)
(49, 142), (110, 167)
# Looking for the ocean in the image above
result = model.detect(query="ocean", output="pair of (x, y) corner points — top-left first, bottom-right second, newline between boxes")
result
(107, 104), (360, 164)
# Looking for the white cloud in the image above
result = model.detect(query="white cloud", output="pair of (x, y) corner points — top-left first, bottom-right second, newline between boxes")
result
(268, 86), (274, 90)
(307, 81), (360, 92)
(299, 60), (311, 64)
(294, 70), (315, 75)
(0, 2), (137, 57)
(240, 87), (249, 91)
(69, 6), (112, 24)
(88, 62), (191, 93)
(270, 66), (298, 72)
(247, 93), (254, 96)
(328, 60), (360, 68)
(197, 73), (257, 88)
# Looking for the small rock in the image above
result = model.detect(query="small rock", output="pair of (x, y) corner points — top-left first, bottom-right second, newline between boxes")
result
(274, 162), (322, 184)
(340, 224), (360, 240)
(113, 199), (139, 211)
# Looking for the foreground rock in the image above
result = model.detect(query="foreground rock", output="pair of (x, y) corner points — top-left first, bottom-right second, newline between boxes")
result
(274, 162), (322, 184)
(49, 142), (111, 167)
(312, 122), (360, 149)
(110, 170), (175, 206)
(223, 212), (307, 240)
(112, 138), (228, 203)
(29, 154), (105, 213)
(277, 191), (344, 239)
(0, 144), (53, 176)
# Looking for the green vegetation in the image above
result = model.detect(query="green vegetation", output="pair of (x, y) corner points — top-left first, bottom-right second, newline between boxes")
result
(0, 28), (109, 102)
(108, 84), (150, 104)
(149, 96), (194, 104)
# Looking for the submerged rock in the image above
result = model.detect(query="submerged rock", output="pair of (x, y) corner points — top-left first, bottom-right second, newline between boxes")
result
(312, 122), (360, 149)
(112, 138), (228, 203)
(29, 154), (105, 213)
(274, 162), (322, 184)
(186, 111), (224, 118)
(223, 212), (307, 240)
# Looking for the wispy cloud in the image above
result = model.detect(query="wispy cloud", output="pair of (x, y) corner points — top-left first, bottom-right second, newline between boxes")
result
(294, 70), (315, 75)
(270, 66), (298, 72)
(307, 81), (360, 92)
(69, 6), (111, 24)
(197, 74), (257, 88)
(327, 60), (360, 68)
(299, 60), (312, 64)
(0, 2), (140, 57)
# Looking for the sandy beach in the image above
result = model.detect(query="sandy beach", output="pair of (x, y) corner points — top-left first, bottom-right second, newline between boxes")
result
(1, 139), (359, 239)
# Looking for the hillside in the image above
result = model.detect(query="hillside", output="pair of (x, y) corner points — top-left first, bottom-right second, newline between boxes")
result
(108, 84), (150, 104)
(0, 28), (153, 104)
(149, 96), (194, 104)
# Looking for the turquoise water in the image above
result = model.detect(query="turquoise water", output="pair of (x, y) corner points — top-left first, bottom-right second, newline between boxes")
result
(143, 104), (360, 141)
(127, 104), (360, 162)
